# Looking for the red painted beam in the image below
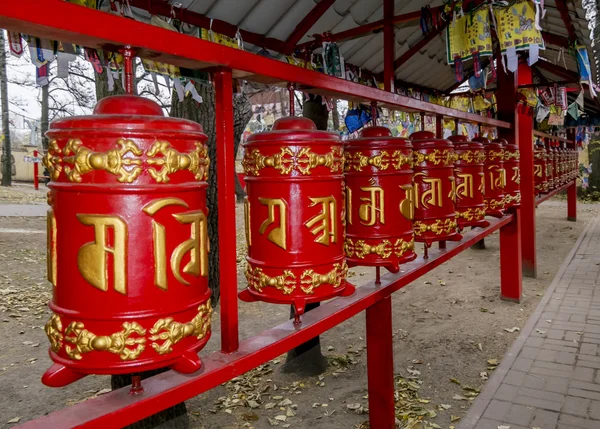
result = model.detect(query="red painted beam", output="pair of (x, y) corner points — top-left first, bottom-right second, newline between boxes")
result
(554, 0), (578, 42)
(119, 0), (287, 53)
(283, 0), (335, 54)
(0, 1), (512, 127)
(535, 60), (578, 81)
(296, 6), (443, 51)
(383, 0), (395, 92)
(541, 31), (571, 48)
(15, 216), (512, 429)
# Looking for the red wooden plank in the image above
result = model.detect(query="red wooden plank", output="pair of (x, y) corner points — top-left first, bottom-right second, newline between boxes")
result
(366, 297), (395, 429)
(554, 0), (578, 42)
(15, 216), (512, 429)
(214, 68), (239, 353)
(0, 1), (512, 128)
(283, 0), (335, 53)
(535, 60), (579, 81)
(500, 211), (522, 302)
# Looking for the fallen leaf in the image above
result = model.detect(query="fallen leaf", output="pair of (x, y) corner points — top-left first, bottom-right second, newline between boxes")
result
(274, 415), (287, 422)
(480, 371), (489, 380)
(7, 417), (21, 424)
(439, 404), (451, 410)
(535, 329), (546, 335)
(497, 426), (510, 429)
(504, 327), (520, 333)
(286, 407), (295, 417)
(347, 403), (361, 410)
(487, 359), (499, 366)
(451, 415), (461, 422)
(450, 378), (461, 385)
(265, 403), (276, 409)
(477, 343), (483, 352)
(452, 395), (468, 401)
(424, 281), (432, 285)
(267, 417), (279, 426)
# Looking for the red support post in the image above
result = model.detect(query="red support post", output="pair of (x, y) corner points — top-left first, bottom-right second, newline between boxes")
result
(366, 296), (395, 429)
(568, 181), (577, 221)
(383, 0), (395, 93)
(33, 150), (39, 190)
(516, 62), (536, 278)
(214, 68), (239, 353)
(500, 211), (522, 301)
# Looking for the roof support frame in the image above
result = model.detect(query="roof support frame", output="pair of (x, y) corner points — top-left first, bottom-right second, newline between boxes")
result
(554, 0), (578, 43)
(283, 0), (335, 54)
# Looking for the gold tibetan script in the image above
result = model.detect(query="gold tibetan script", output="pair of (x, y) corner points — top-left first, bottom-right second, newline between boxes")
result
(258, 198), (287, 250)
(489, 166), (506, 190)
(358, 186), (385, 226)
(534, 164), (543, 178)
(77, 214), (127, 294)
(305, 196), (337, 246)
(455, 173), (474, 199)
(478, 172), (485, 193)
(399, 184), (414, 220)
(244, 198), (251, 247)
(346, 187), (353, 225)
(448, 176), (457, 202)
(413, 173), (442, 209)
(512, 167), (521, 184)
(143, 198), (208, 289)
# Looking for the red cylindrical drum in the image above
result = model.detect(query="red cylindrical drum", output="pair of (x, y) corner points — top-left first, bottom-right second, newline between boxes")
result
(474, 137), (506, 217)
(496, 138), (520, 209)
(344, 126), (416, 273)
(42, 96), (212, 387)
(556, 146), (564, 186)
(533, 142), (548, 195)
(448, 135), (488, 228)
(551, 145), (559, 189)
(410, 131), (461, 245)
(238, 117), (353, 317)
(545, 142), (555, 190)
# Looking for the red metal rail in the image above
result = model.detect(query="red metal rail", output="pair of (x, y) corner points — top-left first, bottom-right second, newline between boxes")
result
(533, 130), (571, 144)
(16, 216), (513, 428)
(0, 1), (510, 128)
(535, 180), (576, 207)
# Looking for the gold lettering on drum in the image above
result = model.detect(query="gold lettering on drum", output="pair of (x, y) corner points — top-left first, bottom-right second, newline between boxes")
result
(534, 164), (543, 178)
(489, 166), (507, 190)
(244, 197), (251, 247)
(413, 172), (442, 209)
(305, 196), (337, 246)
(346, 187), (352, 225)
(448, 176), (457, 202)
(358, 186), (385, 226)
(143, 198), (209, 289)
(258, 198), (287, 250)
(512, 167), (521, 184)
(76, 214), (127, 294)
(479, 172), (485, 193)
(455, 173), (474, 199)
(47, 210), (57, 287)
(399, 184), (415, 220)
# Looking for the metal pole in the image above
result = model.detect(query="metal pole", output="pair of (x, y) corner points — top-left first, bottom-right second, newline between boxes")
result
(33, 149), (38, 190)
(214, 67), (239, 353)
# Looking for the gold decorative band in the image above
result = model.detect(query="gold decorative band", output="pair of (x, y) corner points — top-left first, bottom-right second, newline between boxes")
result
(503, 151), (520, 161)
(414, 149), (458, 166)
(456, 207), (486, 221)
(242, 146), (343, 176)
(503, 194), (521, 205)
(485, 198), (506, 210)
(456, 150), (486, 164)
(44, 303), (212, 361)
(42, 138), (209, 183)
(413, 219), (458, 236)
(487, 150), (504, 162)
(345, 237), (414, 259)
(245, 261), (348, 295)
(345, 150), (413, 172)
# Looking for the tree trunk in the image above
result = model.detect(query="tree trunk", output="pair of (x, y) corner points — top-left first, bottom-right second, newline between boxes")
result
(283, 94), (330, 376)
(170, 82), (252, 306)
(233, 93), (252, 202)
(1, 30), (12, 187)
(41, 84), (49, 151)
(94, 51), (127, 100)
(331, 98), (340, 132)
(588, 142), (600, 191)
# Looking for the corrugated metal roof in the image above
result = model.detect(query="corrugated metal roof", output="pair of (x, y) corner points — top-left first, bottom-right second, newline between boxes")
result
(129, 0), (597, 95)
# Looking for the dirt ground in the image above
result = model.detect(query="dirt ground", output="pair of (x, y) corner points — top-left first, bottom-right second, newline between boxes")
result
(0, 184), (597, 429)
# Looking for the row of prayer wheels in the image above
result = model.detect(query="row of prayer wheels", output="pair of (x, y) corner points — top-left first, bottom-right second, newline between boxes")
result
(533, 139), (578, 194)
(238, 117), (521, 318)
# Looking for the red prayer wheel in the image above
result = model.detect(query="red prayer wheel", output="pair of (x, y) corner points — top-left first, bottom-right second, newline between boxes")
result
(533, 141), (548, 195)
(545, 142), (555, 190)
(410, 131), (462, 247)
(474, 137), (506, 217)
(496, 138), (520, 209)
(344, 126), (416, 273)
(448, 135), (488, 228)
(551, 144), (559, 190)
(238, 117), (354, 317)
(41, 95), (212, 387)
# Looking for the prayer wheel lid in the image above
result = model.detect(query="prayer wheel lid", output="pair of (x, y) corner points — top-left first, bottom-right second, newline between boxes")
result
(246, 116), (339, 144)
(448, 134), (483, 149)
(472, 136), (491, 144)
(93, 95), (164, 116)
(410, 130), (452, 149)
(346, 126), (411, 149)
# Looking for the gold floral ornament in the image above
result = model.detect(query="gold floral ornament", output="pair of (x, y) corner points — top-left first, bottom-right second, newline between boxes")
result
(414, 149), (456, 166)
(42, 140), (63, 180)
(62, 138), (143, 183)
(413, 219), (458, 236)
(64, 321), (146, 361)
(487, 150), (504, 162)
(245, 264), (296, 294)
(504, 151), (520, 161)
(458, 150), (485, 164)
(149, 302), (212, 355)
(44, 313), (64, 353)
(485, 198), (506, 210)
(146, 141), (209, 182)
(300, 261), (347, 294)
(345, 151), (390, 172)
(391, 151), (413, 169)
(242, 147), (343, 176)
(457, 208), (486, 221)
(346, 238), (414, 259)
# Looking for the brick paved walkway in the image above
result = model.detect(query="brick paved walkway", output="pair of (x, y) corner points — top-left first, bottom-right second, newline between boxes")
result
(459, 218), (600, 429)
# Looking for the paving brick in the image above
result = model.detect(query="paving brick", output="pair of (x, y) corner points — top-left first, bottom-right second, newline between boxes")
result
(545, 377), (570, 394)
(494, 383), (520, 402)
(513, 357), (534, 372)
(589, 400), (600, 420)
(504, 403), (535, 425)
(522, 373), (545, 390)
(531, 409), (559, 429)
(515, 394), (563, 412)
(570, 380), (600, 393)
(533, 360), (575, 374)
(482, 399), (512, 421)
(526, 336), (545, 348)
(559, 414), (599, 429)
(574, 366), (595, 382)
(568, 388), (600, 401)
(521, 346), (540, 359)
(503, 370), (526, 386)
(580, 343), (598, 355)
(519, 386), (566, 403)
(562, 396), (590, 416)
(556, 351), (577, 365)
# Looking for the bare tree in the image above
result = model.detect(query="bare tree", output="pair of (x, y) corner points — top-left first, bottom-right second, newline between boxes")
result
(1, 31), (12, 187)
